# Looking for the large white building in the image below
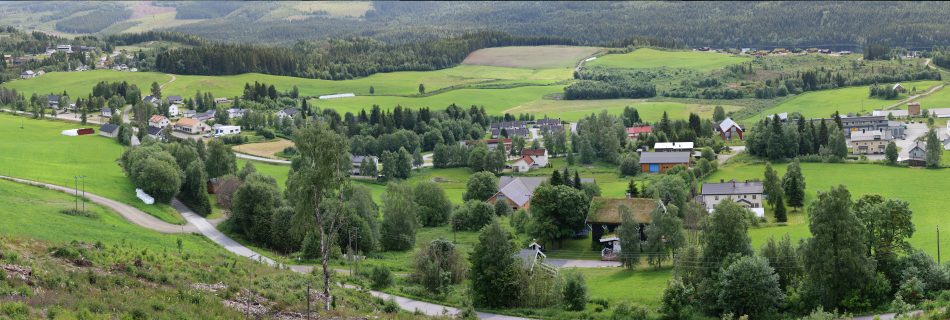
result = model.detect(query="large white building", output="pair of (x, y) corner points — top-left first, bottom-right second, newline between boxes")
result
(700, 179), (765, 217)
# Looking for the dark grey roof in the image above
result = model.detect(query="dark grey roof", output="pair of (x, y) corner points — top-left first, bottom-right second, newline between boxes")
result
(639, 152), (691, 164)
(47, 94), (60, 102)
(281, 108), (299, 115)
(496, 176), (595, 206)
(147, 126), (164, 136)
(167, 95), (183, 101)
(701, 180), (764, 195)
(351, 155), (378, 164)
(99, 123), (119, 133)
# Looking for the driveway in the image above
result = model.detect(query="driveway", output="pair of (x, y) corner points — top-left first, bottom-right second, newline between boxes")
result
(718, 145), (745, 165)
(546, 259), (621, 268)
(0, 175), (195, 234)
(235, 152), (291, 165)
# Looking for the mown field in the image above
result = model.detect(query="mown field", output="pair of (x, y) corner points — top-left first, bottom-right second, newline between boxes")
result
(707, 161), (950, 259)
(907, 83), (950, 110)
(588, 48), (750, 72)
(746, 80), (944, 121)
(462, 46), (602, 69)
(505, 99), (742, 122)
(0, 113), (183, 224)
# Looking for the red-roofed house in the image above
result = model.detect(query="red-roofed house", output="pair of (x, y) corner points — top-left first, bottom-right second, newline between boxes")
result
(512, 155), (535, 172)
(149, 115), (170, 128)
(626, 126), (653, 139)
(521, 148), (549, 167)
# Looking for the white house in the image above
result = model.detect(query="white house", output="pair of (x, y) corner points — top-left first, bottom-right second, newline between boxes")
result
(511, 156), (535, 172)
(101, 108), (112, 118)
(20, 70), (35, 79)
(277, 107), (299, 119)
(213, 125), (241, 136)
(149, 115), (170, 128)
(227, 108), (245, 119)
(56, 44), (73, 53)
(700, 179), (765, 217)
(521, 148), (549, 167)
(654, 142), (694, 152)
(168, 104), (180, 117)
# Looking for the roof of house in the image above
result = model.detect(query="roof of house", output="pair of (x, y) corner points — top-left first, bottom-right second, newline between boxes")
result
(586, 197), (659, 225)
(351, 155), (378, 164)
(102, 107), (111, 113)
(701, 180), (764, 195)
(149, 115), (167, 123)
(654, 142), (694, 150)
(167, 95), (183, 101)
(280, 108), (298, 116)
(465, 138), (512, 146)
(717, 117), (742, 132)
(514, 155), (535, 165)
(99, 123), (119, 134)
(850, 130), (891, 141)
(522, 149), (546, 157)
(768, 112), (788, 121)
(536, 118), (561, 125)
(175, 117), (200, 127)
(495, 176), (594, 207)
(639, 151), (691, 164)
(626, 126), (653, 134)
(146, 126), (164, 136)
(47, 94), (60, 102)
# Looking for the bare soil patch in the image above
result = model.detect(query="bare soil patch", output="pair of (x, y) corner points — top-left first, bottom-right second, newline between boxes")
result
(232, 139), (295, 159)
(462, 46), (602, 69)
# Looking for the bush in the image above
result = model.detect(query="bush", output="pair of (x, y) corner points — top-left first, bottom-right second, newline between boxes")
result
(370, 266), (393, 290)
(257, 128), (275, 139)
(494, 200), (512, 216)
(563, 272), (588, 311)
(219, 135), (247, 145)
(611, 302), (650, 320)
(451, 200), (495, 231)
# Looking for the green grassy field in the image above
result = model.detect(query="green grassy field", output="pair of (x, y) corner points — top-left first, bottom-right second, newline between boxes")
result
(462, 46), (602, 69)
(3, 65), (569, 100)
(706, 161), (950, 258)
(748, 80), (943, 121)
(0, 113), (183, 224)
(237, 158), (289, 190)
(505, 99), (743, 122)
(311, 84), (566, 115)
(579, 267), (672, 308)
(907, 84), (950, 110)
(588, 48), (750, 72)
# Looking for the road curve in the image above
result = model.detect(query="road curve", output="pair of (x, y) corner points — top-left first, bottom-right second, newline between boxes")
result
(235, 152), (291, 165)
(0, 175), (195, 233)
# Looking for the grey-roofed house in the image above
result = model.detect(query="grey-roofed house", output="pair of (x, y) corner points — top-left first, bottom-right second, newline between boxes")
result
(715, 117), (744, 140)
(146, 126), (166, 141)
(350, 155), (378, 176)
(639, 151), (691, 173)
(47, 94), (61, 109)
(167, 95), (184, 104)
(491, 127), (530, 139)
(101, 107), (112, 118)
(813, 116), (905, 139)
(99, 123), (119, 138)
(700, 179), (765, 217)
(488, 176), (595, 211)
(277, 107), (299, 119)
(195, 110), (216, 122)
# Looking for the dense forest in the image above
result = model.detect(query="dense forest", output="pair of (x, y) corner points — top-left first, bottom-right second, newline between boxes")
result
(153, 32), (572, 79)
(166, 2), (950, 48)
(53, 4), (130, 34)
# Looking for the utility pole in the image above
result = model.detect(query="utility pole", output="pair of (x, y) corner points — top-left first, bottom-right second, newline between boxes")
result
(306, 280), (312, 320)
(938, 226), (942, 264)
(73, 176), (79, 211)
(80, 175), (86, 212)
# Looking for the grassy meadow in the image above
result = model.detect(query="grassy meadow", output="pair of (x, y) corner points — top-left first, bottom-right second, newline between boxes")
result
(506, 99), (743, 122)
(0, 113), (182, 224)
(747, 80), (944, 121)
(907, 83), (950, 109)
(588, 48), (750, 72)
(462, 46), (602, 69)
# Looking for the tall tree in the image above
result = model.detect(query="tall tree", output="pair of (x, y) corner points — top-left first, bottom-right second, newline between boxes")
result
(180, 159), (211, 216)
(644, 204), (685, 268)
(528, 184), (590, 248)
(414, 181), (452, 227)
(717, 256), (784, 319)
(853, 195), (914, 284)
(470, 221), (522, 308)
(205, 139), (237, 179)
(926, 128), (942, 168)
(463, 171), (498, 201)
(712, 106), (726, 122)
(150, 81), (162, 99)
(702, 201), (754, 266)
(380, 183), (419, 251)
(802, 185), (874, 310)
(885, 141), (898, 165)
(286, 124), (351, 308)
(773, 192), (787, 222)
(763, 162), (781, 207)
(617, 205), (641, 269)
(782, 158), (806, 209)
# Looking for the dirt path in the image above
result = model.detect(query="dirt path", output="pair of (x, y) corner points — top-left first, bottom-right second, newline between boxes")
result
(0, 175), (195, 233)
(160, 74), (177, 89)
(884, 83), (945, 110)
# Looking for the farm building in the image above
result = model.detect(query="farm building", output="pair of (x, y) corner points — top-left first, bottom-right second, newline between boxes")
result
(699, 179), (765, 217)
(99, 123), (119, 138)
(639, 152), (691, 173)
(907, 102), (921, 116)
(715, 117), (744, 140)
(654, 142), (694, 152)
(625, 126), (652, 139)
(586, 197), (660, 259)
(906, 142), (928, 167)
(850, 130), (891, 155)
(47, 95), (60, 109)
(488, 176), (595, 211)
(20, 70), (35, 79)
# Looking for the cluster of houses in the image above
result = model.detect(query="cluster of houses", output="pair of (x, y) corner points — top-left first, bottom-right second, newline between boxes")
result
(488, 118), (564, 140)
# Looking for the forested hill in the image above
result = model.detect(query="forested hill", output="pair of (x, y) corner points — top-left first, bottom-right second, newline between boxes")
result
(164, 1), (950, 48)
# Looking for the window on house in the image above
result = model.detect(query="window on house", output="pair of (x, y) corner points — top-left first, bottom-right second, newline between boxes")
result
(714, 196), (719, 200)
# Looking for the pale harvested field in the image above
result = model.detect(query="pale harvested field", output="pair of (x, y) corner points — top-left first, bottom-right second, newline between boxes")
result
(232, 139), (294, 159)
(462, 46), (602, 69)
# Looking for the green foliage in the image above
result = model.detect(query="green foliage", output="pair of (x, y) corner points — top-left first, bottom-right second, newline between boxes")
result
(773, 192), (787, 222)
(618, 152), (641, 177)
(763, 162), (781, 207)
(853, 194), (915, 286)
(380, 183), (419, 251)
(180, 160), (211, 216)
(381, 147), (412, 180)
(563, 272), (588, 311)
(644, 174), (688, 209)
(451, 200), (495, 232)
(717, 256), (784, 319)
(55, 4), (130, 33)
(510, 209), (529, 234)
(410, 239), (467, 295)
(463, 171), (498, 201)
(528, 184), (590, 247)
(231, 173), (281, 245)
(370, 266), (393, 290)
(661, 278), (695, 319)
(617, 205), (641, 269)
(702, 201), (754, 267)
(926, 128), (942, 168)
(576, 110), (625, 164)
(413, 181), (452, 227)
(713, 106), (726, 122)
(493, 199), (513, 216)
(802, 185), (875, 310)
(205, 139), (237, 179)
(644, 204), (686, 268)
(470, 221), (522, 308)
(135, 157), (182, 204)
(760, 235), (802, 291)
(782, 158), (806, 208)
(611, 302), (651, 320)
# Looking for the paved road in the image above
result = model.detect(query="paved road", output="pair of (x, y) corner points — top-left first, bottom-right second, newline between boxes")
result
(546, 259), (620, 268)
(0, 175), (195, 234)
(235, 152), (292, 165)
(718, 145), (745, 165)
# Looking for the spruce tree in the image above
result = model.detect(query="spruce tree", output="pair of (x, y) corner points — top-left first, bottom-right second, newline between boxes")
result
(626, 180), (639, 197)
(550, 170), (562, 186)
(782, 159), (806, 209)
(470, 221), (522, 308)
(773, 192), (787, 223)
(763, 162), (781, 207)
(926, 128), (942, 168)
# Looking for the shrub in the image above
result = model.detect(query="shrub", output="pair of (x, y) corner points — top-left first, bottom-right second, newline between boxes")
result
(371, 266), (393, 290)
(611, 302), (650, 320)
(563, 272), (588, 311)
(410, 239), (467, 294)
(451, 200), (495, 231)
(257, 128), (275, 139)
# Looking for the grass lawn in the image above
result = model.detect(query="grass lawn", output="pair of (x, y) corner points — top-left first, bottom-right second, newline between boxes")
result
(0, 113), (183, 224)
(588, 48), (750, 72)
(578, 267), (672, 308)
(505, 99), (743, 122)
(310, 85), (566, 116)
(908, 83), (950, 109)
(462, 46), (602, 69)
(707, 161), (950, 258)
(747, 80), (943, 121)
(237, 158), (289, 190)
(1, 70), (172, 100)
